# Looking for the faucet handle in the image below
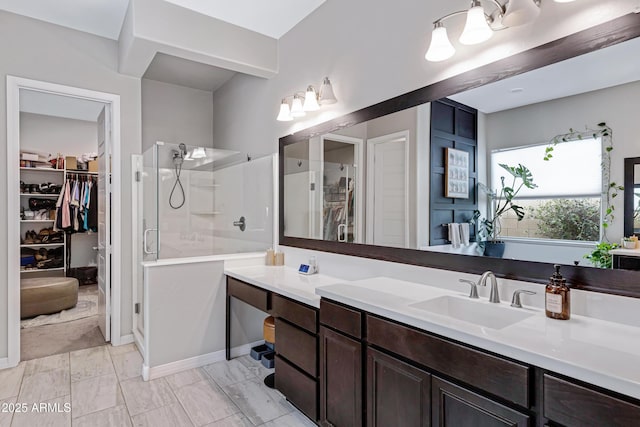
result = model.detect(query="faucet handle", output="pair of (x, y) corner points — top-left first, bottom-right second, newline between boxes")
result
(510, 289), (536, 308)
(459, 279), (480, 299)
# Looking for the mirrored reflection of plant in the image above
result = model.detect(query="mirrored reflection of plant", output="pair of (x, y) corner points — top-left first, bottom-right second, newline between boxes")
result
(544, 122), (622, 242)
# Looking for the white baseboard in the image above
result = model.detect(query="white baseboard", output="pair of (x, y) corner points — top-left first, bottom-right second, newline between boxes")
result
(0, 357), (10, 370)
(143, 340), (264, 381)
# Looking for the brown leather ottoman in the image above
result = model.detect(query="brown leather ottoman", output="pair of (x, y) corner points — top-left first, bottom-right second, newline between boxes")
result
(21, 277), (79, 319)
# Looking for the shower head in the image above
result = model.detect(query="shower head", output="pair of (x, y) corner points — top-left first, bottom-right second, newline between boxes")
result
(172, 143), (188, 166)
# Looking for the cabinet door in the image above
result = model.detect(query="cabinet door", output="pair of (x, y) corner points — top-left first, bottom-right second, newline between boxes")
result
(432, 377), (530, 427)
(367, 347), (431, 427)
(320, 326), (362, 427)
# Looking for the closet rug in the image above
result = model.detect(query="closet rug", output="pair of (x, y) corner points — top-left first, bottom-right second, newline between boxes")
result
(21, 283), (98, 329)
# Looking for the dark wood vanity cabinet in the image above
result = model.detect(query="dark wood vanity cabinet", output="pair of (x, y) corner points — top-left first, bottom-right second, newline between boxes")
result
(272, 294), (320, 422)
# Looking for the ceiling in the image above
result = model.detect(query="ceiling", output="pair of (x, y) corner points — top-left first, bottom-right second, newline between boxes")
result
(450, 36), (640, 114)
(20, 90), (106, 122)
(0, 0), (325, 41)
(143, 53), (237, 92)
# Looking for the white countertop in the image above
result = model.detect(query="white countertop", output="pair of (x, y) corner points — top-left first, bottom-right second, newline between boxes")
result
(224, 265), (346, 308)
(610, 247), (640, 258)
(316, 277), (640, 400)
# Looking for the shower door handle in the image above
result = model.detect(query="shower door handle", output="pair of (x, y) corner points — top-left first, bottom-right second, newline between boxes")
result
(143, 228), (158, 255)
(338, 223), (347, 242)
(233, 216), (246, 232)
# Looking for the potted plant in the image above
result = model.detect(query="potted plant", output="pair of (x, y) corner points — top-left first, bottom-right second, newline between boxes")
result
(584, 242), (619, 268)
(472, 163), (537, 257)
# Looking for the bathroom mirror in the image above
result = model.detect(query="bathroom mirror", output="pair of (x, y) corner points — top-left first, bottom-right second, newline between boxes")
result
(280, 13), (640, 297)
(624, 157), (640, 237)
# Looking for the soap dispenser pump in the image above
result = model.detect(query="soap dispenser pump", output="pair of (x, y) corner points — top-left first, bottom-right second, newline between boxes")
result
(545, 264), (570, 320)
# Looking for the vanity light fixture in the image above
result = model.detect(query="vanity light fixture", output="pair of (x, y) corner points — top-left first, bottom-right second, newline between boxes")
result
(276, 77), (338, 121)
(425, 0), (547, 62)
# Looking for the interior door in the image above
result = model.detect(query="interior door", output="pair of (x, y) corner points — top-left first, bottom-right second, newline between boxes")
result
(97, 106), (111, 341)
(367, 135), (408, 247)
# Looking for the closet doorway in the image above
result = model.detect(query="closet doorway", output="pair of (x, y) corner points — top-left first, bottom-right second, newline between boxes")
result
(6, 77), (122, 366)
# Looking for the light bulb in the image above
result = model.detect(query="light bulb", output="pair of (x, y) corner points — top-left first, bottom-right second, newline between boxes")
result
(459, 2), (493, 45)
(191, 147), (206, 159)
(303, 86), (320, 111)
(425, 23), (456, 62)
(276, 99), (292, 121)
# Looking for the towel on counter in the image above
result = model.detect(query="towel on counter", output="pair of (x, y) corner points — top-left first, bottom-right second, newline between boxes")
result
(459, 223), (470, 246)
(448, 223), (461, 248)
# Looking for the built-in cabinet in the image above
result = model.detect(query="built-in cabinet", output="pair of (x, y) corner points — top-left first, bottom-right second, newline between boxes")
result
(318, 297), (640, 427)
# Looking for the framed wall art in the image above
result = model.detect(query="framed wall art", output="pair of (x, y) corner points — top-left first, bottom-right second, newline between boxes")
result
(445, 147), (469, 199)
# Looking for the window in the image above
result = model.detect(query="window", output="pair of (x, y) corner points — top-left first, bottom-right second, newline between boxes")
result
(490, 137), (601, 242)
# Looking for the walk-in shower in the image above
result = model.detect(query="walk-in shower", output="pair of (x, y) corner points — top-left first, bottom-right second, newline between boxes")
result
(139, 141), (275, 260)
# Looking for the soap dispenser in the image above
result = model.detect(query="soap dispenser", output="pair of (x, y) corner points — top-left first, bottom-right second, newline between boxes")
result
(545, 264), (570, 320)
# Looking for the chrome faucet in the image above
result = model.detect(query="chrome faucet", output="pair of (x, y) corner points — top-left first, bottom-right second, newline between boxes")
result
(459, 279), (480, 299)
(479, 271), (500, 303)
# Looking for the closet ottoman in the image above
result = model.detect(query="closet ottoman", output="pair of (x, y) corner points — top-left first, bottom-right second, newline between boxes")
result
(20, 277), (79, 319)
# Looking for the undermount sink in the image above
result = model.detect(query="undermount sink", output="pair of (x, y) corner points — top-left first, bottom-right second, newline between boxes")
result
(409, 296), (534, 330)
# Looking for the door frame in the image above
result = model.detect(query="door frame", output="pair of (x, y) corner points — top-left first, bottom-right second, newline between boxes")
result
(365, 131), (410, 247)
(6, 76), (122, 367)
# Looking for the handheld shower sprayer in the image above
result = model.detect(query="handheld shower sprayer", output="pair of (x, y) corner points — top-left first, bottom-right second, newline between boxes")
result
(170, 143), (188, 209)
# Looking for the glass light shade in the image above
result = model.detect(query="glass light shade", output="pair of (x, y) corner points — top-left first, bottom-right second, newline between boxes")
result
(502, 0), (540, 27)
(290, 96), (306, 117)
(303, 86), (320, 111)
(319, 77), (337, 105)
(425, 25), (455, 62)
(191, 147), (206, 159)
(459, 4), (493, 45)
(276, 99), (293, 121)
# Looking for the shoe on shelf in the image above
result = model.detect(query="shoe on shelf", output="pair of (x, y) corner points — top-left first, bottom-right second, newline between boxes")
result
(23, 231), (34, 245)
(35, 248), (48, 261)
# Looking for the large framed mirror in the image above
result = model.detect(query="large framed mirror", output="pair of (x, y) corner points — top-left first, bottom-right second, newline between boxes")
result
(279, 13), (640, 298)
(624, 157), (640, 237)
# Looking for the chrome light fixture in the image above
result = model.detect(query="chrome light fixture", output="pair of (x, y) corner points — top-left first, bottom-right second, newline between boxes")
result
(276, 77), (338, 121)
(425, 0), (549, 62)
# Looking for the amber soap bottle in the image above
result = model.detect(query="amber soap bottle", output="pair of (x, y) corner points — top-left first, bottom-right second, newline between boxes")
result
(545, 264), (570, 320)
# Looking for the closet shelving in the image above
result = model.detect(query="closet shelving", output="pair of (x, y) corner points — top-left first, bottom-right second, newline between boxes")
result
(20, 166), (66, 275)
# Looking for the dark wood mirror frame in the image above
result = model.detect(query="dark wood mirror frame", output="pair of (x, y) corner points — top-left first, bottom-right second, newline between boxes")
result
(624, 156), (640, 238)
(279, 13), (640, 298)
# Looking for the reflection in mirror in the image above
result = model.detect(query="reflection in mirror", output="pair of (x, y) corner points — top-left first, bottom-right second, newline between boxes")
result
(636, 164), (640, 234)
(281, 29), (640, 273)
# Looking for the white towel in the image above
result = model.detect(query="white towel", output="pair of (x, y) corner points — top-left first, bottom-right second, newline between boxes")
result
(448, 223), (461, 248)
(459, 223), (470, 246)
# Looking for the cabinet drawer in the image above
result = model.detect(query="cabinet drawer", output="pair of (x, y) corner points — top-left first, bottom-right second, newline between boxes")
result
(227, 277), (269, 312)
(543, 374), (640, 427)
(275, 318), (317, 377)
(273, 294), (317, 333)
(275, 355), (318, 422)
(367, 315), (530, 408)
(320, 299), (362, 339)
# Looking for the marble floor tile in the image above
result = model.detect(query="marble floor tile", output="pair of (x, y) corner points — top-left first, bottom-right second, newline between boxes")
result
(203, 413), (254, 427)
(108, 343), (139, 356)
(0, 396), (16, 427)
(236, 355), (272, 380)
(72, 405), (132, 427)
(70, 345), (114, 382)
(10, 395), (71, 427)
(223, 378), (293, 426)
(174, 380), (239, 426)
(203, 359), (256, 388)
(18, 368), (70, 403)
(165, 368), (208, 390)
(119, 377), (176, 417)
(23, 353), (68, 377)
(130, 402), (193, 427)
(0, 363), (24, 400)
(111, 350), (143, 381)
(71, 373), (124, 419)
(261, 411), (317, 427)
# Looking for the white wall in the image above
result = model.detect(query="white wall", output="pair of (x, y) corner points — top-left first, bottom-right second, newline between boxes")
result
(0, 10), (141, 357)
(486, 80), (640, 243)
(141, 79), (213, 152)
